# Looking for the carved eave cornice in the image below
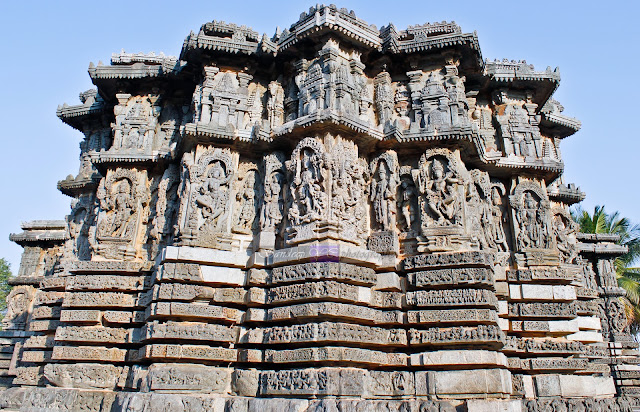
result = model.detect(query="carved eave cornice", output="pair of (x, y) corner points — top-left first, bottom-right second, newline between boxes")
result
(57, 174), (101, 198)
(540, 112), (581, 139)
(180, 21), (269, 61)
(547, 182), (586, 205)
(484, 59), (560, 108)
(381, 24), (482, 71)
(277, 5), (382, 53)
(56, 89), (107, 131)
(10, 220), (68, 247)
(89, 150), (174, 173)
(183, 123), (270, 145)
(8, 276), (43, 286)
(88, 60), (184, 80)
(577, 233), (627, 256)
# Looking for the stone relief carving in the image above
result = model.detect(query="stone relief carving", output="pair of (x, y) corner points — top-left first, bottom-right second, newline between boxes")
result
(293, 40), (373, 125)
(149, 164), (180, 249)
(2, 286), (36, 330)
(398, 166), (419, 234)
(413, 149), (464, 227)
(285, 136), (368, 246)
(374, 70), (394, 129)
(510, 181), (553, 251)
(94, 168), (149, 260)
(68, 195), (96, 261)
(193, 67), (255, 132)
(286, 137), (328, 228)
(179, 147), (236, 247)
(327, 137), (368, 243)
(260, 152), (286, 232)
(494, 93), (542, 158)
(552, 208), (578, 264)
(112, 94), (161, 151)
(370, 151), (398, 232)
(232, 161), (262, 234)
(487, 180), (509, 251)
(267, 81), (285, 129)
(416, 65), (470, 132)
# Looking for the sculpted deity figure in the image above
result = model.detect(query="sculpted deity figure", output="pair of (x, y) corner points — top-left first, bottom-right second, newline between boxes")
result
(399, 177), (417, 232)
(554, 212), (578, 263)
(267, 81), (285, 129)
(516, 192), (539, 249)
(260, 172), (284, 231)
(3, 287), (35, 330)
(424, 159), (461, 226)
(487, 184), (509, 251)
(291, 147), (326, 224)
(110, 180), (134, 236)
(196, 161), (229, 232)
(427, 96), (451, 129)
(371, 160), (397, 231)
(235, 171), (257, 231)
(466, 171), (491, 249)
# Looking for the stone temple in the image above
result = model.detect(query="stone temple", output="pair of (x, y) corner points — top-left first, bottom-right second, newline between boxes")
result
(1, 5), (639, 411)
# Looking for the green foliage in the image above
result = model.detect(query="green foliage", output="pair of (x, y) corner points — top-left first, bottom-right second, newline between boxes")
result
(0, 258), (12, 324)
(572, 205), (640, 333)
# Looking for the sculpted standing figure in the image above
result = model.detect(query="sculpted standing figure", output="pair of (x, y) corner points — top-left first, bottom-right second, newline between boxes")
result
(517, 192), (539, 249)
(425, 159), (461, 226)
(235, 172), (257, 230)
(261, 172), (284, 231)
(488, 185), (509, 251)
(399, 178), (417, 231)
(110, 180), (134, 237)
(196, 162), (229, 231)
(371, 162), (396, 231)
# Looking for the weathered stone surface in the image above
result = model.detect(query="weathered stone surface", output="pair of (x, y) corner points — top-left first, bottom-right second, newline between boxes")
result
(5, 5), (638, 409)
(264, 347), (407, 366)
(245, 322), (407, 347)
(55, 326), (131, 344)
(51, 346), (127, 362)
(139, 344), (236, 362)
(146, 301), (243, 323)
(408, 267), (494, 288)
(265, 262), (377, 286)
(264, 302), (404, 325)
(44, 364), (125, 390)
(142, 321), (238, 343)
(62, 292), (140, 308)
(144, 363), (230, 393)
(408, 325), (505, 347)
(67, 274), (146, 291)
(406, 289), (498, 308)
(407, 308), (499, 325)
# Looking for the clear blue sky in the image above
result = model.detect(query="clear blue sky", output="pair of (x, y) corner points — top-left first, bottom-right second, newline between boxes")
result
(0, 1), (638, 272)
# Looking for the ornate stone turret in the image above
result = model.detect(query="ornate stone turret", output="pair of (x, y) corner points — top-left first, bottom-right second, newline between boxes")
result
(2, 5), (638, 411)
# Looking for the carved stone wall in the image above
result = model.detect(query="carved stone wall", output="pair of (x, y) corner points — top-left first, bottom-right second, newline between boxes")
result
(3, 6), (638, 411)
